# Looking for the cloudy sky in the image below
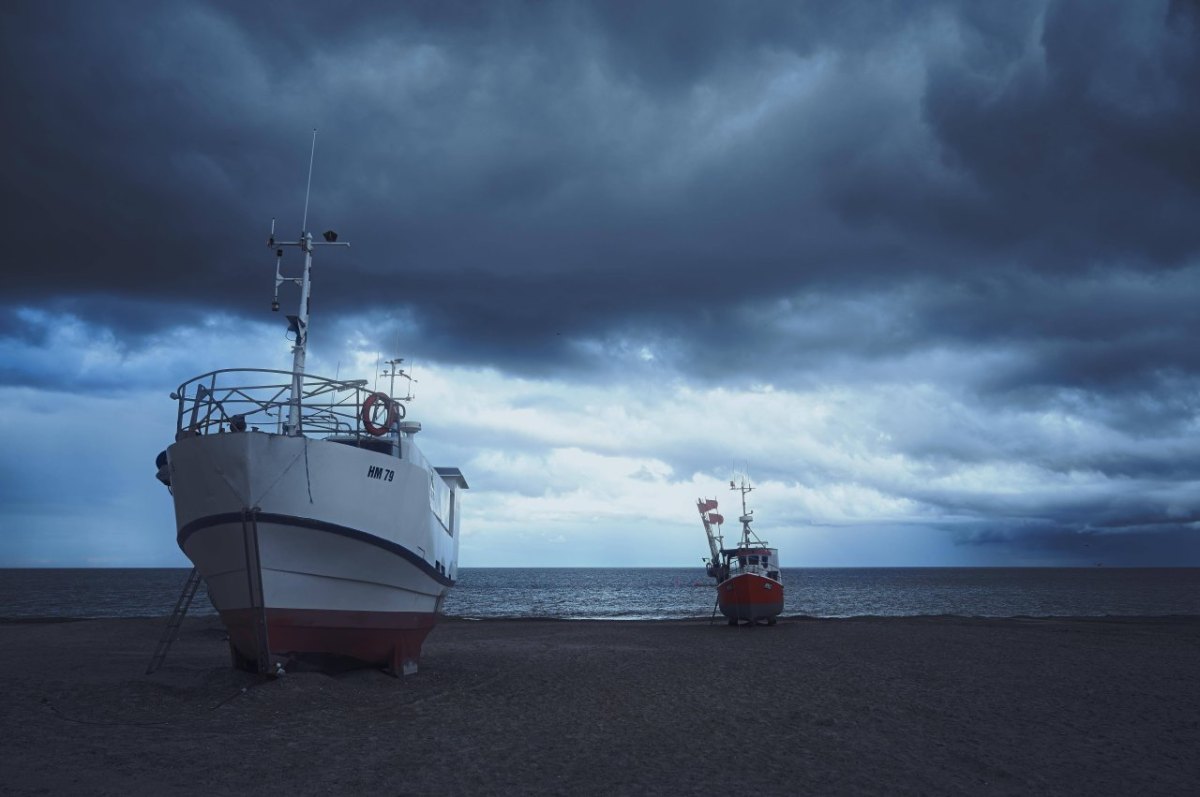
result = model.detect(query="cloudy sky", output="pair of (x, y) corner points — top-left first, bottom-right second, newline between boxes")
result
(3, 0), (1199, 567)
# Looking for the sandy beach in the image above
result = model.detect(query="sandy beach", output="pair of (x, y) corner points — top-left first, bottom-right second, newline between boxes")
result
(1, 614), (1196, 795)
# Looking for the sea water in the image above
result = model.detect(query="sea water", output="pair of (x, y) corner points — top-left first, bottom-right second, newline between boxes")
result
(1, 567), (1197, 620)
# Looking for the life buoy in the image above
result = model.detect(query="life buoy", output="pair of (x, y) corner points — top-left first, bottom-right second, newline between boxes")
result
(361, 392), (398, 436)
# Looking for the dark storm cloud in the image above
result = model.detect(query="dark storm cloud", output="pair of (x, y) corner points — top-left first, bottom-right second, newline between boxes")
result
(951, 522), (1200, 566)
(892, 269), (1200, 395)
(919, 7), (1199, 265)
(3, 0), (1200, 564)
(4, 0), (1199, 382)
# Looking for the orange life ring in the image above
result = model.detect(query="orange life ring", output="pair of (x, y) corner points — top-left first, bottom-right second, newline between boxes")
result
(361, 392), (398, 436)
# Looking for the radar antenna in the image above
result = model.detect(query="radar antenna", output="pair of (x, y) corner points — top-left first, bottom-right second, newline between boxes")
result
(730, 475), (763, 548)
(381, 358), (417, 402)
(267, 129), (351, 435)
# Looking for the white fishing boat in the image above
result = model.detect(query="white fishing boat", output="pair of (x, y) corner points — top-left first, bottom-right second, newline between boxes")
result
(155, 138), (466, 675)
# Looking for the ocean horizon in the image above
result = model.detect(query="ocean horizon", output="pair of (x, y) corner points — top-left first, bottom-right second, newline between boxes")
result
(2, 566), (1197, 621)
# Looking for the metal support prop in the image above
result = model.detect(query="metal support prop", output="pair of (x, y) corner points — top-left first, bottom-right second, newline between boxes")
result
(240, 507), (273, 674)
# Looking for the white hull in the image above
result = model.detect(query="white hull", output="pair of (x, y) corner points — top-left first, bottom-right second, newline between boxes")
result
(165, 430), (463, 670)
(182, 515), (448, 615)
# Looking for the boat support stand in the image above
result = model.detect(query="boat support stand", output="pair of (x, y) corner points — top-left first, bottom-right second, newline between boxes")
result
(240, 507), (281, 676)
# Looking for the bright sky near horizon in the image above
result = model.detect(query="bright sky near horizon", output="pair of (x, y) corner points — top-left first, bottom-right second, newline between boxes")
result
(3, 0), (1200, 567)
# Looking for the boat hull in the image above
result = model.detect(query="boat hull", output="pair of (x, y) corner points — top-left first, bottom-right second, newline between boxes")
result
(166, 430), (461, 673)
(221, 607), (436, 674)
(718, 572), (783, 622)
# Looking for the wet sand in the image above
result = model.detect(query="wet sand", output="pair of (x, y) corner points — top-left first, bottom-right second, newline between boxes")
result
(1, 614), (1196, 795)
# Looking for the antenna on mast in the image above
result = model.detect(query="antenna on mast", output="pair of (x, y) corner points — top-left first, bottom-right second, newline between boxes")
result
(731, 474), (755, 545)
(270, 217), (283, 312)
(265, 130), (349, 435)
(381, 358), (417, 401)
(302, 128), (317, 233)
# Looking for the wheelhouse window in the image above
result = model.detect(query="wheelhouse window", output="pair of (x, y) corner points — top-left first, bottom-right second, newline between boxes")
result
(429, 473), (451, 533)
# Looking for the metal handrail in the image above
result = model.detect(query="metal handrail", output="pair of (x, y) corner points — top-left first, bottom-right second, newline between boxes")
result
(173, 368), (374, 439)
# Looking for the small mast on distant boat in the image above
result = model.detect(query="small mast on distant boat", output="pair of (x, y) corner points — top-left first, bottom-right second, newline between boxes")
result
(697, 476), (783, 626)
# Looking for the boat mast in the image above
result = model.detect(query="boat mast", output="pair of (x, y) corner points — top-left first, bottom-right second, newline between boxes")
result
(269, 129), (350, 436)
(381, 358), (416, 401)
(732, 476), (754, 547)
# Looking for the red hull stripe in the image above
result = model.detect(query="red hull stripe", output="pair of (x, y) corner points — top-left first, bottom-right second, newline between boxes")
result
(223, 607), (437, 667)
(178, 511), (454, 587)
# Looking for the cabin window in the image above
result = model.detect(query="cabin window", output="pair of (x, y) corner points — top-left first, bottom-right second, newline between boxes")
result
(429, 473), (451, 532)
(749, 555), (759, 566)
(738, 556), (747, 568)
(330, 436), (394, 455)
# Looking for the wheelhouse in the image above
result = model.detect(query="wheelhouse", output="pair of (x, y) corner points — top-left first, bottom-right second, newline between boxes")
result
(722, 547), (780, 582)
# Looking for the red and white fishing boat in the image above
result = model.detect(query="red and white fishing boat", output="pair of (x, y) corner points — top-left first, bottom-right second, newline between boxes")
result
(698, 478), (783, 625)
(155, 136), (466, 675)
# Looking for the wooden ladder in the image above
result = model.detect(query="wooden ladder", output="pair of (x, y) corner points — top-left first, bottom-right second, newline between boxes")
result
(146, 567), (204, 675)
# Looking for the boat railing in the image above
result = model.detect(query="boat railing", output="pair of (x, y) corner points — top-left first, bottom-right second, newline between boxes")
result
(172, 368), (376, 439)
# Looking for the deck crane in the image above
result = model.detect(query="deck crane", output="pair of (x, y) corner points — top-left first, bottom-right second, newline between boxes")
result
(697, 498), (726, 580)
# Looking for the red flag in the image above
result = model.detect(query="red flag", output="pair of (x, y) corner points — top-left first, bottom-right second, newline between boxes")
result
(698, 499), (718, 513)
(708, 513), (724, 525)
